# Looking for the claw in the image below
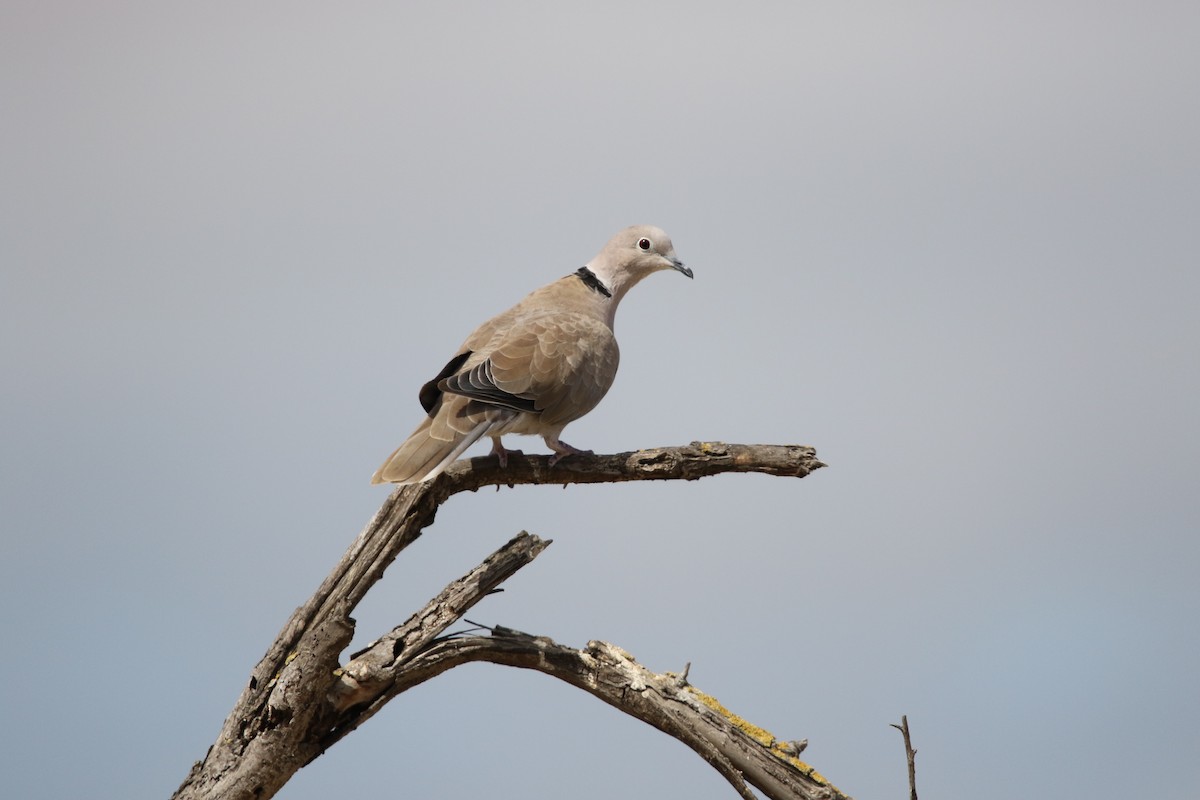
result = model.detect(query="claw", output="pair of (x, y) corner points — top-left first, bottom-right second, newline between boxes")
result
(545, 438), (593, 466)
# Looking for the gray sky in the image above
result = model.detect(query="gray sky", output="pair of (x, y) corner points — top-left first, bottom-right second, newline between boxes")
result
(3, 2), (1198, 798)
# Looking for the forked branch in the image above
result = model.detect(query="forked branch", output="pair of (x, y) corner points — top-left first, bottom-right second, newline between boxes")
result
(172, 442), (827, 800)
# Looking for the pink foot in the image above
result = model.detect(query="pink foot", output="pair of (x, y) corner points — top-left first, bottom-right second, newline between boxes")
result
(546, 440), (593, 466)
(490, 438), (522, 468)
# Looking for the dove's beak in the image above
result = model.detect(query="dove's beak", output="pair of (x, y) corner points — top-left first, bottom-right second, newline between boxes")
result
(670, 258), (693, 279)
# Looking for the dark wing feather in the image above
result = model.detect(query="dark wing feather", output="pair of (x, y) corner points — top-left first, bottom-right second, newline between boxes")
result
(439, 359), (540, 413)
(419, 350), (472, 415)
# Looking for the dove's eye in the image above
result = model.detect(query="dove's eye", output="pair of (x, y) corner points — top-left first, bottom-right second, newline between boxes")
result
(638, 238), (652, 251)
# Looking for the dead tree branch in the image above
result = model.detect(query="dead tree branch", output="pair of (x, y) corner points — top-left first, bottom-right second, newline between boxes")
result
(354, 626), (849, 800)
(172, 442), (826, 800)
(891, 715), (918, 800)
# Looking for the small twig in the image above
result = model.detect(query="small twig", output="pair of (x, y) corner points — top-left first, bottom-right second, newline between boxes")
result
(780, 739), (807, 756)
(890, 715), (918, 800)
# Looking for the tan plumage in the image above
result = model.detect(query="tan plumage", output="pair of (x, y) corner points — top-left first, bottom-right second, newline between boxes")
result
(371, 225), (691, 485)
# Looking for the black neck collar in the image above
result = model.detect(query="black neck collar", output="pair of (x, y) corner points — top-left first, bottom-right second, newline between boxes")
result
(574, 266), (612, 298)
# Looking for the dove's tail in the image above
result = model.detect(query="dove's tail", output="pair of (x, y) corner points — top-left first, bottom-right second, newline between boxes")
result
(370, 415), (490, 485)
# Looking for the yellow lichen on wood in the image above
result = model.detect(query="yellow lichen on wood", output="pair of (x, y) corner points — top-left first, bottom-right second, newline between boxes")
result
(687, 687), (835, 787)
(690, 688), (777, 746)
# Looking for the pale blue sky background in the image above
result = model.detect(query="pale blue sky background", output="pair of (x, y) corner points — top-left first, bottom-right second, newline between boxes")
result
(3, 2), (1198, 798)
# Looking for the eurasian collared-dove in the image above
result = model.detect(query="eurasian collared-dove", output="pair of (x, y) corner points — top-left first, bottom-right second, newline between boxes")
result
(371, 225), (691, 485)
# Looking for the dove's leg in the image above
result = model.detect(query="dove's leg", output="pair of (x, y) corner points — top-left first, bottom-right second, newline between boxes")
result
(490, 436), (509, 467)
(490, 436), (525, 468)
(544, 434), (593, 466)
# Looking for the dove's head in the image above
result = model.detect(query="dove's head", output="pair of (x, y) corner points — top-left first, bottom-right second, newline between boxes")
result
(587, 225), (691, 305)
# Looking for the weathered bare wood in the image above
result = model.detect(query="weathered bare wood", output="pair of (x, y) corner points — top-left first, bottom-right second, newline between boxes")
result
(173, 531), (549, 799)
(323, 531), (551, 744)
(891, 715), (918, 800)
(173, 442), (825, 800)
(438, 441), (824, 489)
(337, 625), (850, 800)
